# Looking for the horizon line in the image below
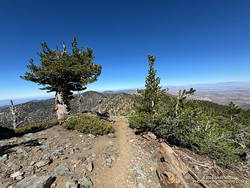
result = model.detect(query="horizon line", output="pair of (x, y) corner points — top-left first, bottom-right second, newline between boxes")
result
(0, 80), (249, 101)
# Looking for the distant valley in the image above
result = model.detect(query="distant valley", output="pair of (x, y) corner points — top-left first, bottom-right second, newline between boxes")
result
(104, 81), (250, 109)
(167, 82), (250, 109)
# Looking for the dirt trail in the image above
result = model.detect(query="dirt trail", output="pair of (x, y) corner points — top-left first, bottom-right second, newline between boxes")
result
(92, 117), (135, 188)
(92, 117), (161, 188)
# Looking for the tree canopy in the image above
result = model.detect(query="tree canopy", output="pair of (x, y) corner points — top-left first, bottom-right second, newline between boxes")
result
(21, 37), (102, 119)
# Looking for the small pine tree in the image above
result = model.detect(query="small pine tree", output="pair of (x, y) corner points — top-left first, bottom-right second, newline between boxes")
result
(129, 55), (165, 132)
(21, 37), (102, 120)
(228, 101), (241, 120)
(136, 55), (165, 114)
(175, 88), (196, 116)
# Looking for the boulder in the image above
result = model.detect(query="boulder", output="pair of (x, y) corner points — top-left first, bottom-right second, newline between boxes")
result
(52, 163), (71, 176)
(78, 176), (93, 187)
(13, 175), (56, 188)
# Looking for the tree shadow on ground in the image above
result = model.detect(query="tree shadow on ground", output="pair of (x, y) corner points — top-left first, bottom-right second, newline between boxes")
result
(0, 126), (49, 140)
(0, 138), (47, 156)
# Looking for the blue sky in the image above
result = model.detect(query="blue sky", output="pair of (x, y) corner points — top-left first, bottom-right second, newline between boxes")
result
(0, 0), (250, 100)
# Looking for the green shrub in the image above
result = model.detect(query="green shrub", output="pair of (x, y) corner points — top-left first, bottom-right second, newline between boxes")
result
(129, 54), (250, 166)
(14, 119), (58, 135)
(129, 106), (249, 166)
(63, 114), (114, 135)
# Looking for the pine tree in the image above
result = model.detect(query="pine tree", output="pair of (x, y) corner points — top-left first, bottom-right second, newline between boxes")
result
(175, 88), (196, 116)
(129, 55), (165, 132)
(228, 101), (241, 120)
(136, 55), (165, 114)
(21, 37), (102, 120)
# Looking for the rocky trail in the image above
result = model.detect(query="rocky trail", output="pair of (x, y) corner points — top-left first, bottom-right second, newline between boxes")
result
(0, 117), (160, 188)
(0, 117), (249, 188)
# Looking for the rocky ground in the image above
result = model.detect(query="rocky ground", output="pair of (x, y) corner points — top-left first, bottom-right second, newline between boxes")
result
(0, 117), (249, 188)
(0, 117), (160, 188)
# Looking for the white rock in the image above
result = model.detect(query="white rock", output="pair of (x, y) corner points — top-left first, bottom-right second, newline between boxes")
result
(10, 171), (24, 179)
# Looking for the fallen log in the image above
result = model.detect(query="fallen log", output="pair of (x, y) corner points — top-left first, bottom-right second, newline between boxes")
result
(155, 142), (189, 188)
(155, 142), (209, 188)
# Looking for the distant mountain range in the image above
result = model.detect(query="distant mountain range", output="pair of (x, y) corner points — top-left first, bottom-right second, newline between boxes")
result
(1, 81), (249, 128)
(0, 91), (134, 127)
(0, 81), (249, 128)
(103, 81), (250, 109)
(0, 96), (53, 107)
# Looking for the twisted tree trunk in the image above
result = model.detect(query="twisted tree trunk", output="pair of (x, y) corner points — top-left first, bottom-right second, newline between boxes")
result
(55, 92), (69, 120)
(10, 100), (17, 129)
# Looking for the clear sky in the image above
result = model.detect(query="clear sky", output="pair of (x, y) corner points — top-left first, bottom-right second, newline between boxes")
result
(0, 0), (250, 100)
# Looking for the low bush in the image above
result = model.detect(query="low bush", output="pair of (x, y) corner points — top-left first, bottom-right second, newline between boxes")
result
(129, 105), (249, 166)
(63, 113), (114, 135)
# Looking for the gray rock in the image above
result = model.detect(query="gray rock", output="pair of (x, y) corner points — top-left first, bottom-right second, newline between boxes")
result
(42, 153), (51, 160)
(10, 171), (24, 179)
(1, 166), (12, 175)
(52, 163), (71, 176)
(24, 133), (34, 137)
(23, 151), (33, 158)
(16, 175), (24, 180)
(52, 149), (64, 157)
(16, 148), (25, 154)
(149, 157), (157, 166)
(0, 154), (8, 162)
(78, 176), (93, 187)
(7, 161), (16, 167)
(107, 140), (113, 146)
(146, 132), (157, 140)
(83, 146), (92, 151)
(133, 164), (145, 178)
(65, 143), (73, 148)
(37, 145), (48, 150)
(90, 153), (96, 160)
(107, 133), (116, 138)
(137, 183), (146, 188)
(65, 177), (78, 188)
(7, 162), (21, 171)
(193, 165), (199, 171)
(13, 175), (56, 188)
(87, 134), (95, 139)
(22, 137), (32, 142)
(86, 161), (93, 172)
(38, 132), (46, 136)
(110, 152), (119, 159)
(106, 158), (112, 168)
(23, 166), (35, 173)
(35, 159), (51, 168)
(68, 147), (80, 154)
(65, 181), (78, 188)
(45, 140), (53, 145)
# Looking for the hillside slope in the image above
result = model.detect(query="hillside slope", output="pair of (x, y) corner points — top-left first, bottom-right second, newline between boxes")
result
(0, 91), (134, 128)
(1, 90), (249, 129)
